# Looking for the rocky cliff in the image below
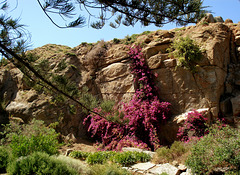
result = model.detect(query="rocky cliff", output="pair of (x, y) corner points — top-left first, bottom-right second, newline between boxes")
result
(1, 15), (240, 141)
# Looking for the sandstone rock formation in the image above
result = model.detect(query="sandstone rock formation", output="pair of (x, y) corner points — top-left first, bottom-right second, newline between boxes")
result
(1, 14), (240, 141)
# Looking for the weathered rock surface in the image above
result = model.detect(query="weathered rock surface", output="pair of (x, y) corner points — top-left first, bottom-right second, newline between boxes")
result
(1, 14), (240, 140)
(124, 162), (189, 175)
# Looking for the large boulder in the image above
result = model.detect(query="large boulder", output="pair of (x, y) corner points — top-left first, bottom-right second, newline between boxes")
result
(95, 62), (134, 102)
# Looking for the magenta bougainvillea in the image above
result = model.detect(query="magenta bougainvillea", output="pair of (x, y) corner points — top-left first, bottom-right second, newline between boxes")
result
(177, 110), (209, 142)
(84, 45), (171, 151)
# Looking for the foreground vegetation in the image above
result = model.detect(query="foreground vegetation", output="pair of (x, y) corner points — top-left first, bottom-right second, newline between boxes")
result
(0, 119), (133, 175)
(0, 117), (239, 175)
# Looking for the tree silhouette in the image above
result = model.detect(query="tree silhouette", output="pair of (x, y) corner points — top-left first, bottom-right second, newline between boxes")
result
(37, 0), (206, 29)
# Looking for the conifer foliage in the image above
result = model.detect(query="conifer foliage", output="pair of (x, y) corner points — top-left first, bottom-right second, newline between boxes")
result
(84, 46), (171, 151)
(37, 0), (206, 29)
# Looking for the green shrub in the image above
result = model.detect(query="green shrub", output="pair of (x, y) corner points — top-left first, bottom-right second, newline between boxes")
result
(186, 124), (240, 174)
(100, 100), (115, 113)
(174, 27), (186, 32)
(90, 163), (131, 175)
(112, 151), (151, 166)
(0, 146), (9, 173)
(123, 34), (139, 45)
(168, 36), (202, 73)
(7, 152), (78, 175)
(153, 141), (191, 164)
(86, 151), (116, 165)
(0, 57), (9, 67)
(113, 38), (121, 44)
(55, 155), (91, 174)
(69, 150), (91, 160)
(2, 119), (60, 158)
(141, 31), (152, 35)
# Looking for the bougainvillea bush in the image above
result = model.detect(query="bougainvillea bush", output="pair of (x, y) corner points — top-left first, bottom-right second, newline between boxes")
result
(177, 110), (209, 142)
(84, 45), (171, 151)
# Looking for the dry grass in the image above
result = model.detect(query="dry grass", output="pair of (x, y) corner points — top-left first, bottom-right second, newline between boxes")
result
(152, 141), (193, 165)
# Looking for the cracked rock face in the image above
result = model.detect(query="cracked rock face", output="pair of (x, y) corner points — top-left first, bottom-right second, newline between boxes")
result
(1, 19), (240, 140)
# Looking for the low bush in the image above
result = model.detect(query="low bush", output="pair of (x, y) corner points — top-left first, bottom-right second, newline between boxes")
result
(0, 146), (9, 173)
(7, 152), (78, 175)
(153, 141), (191, 164)
(90, 163), (131, 175)
(1, 119), (60, 158)
(123, 34), (138, 45)
(69, 150), (91, 160)
(55, 155), (91, 174)
(69, 150), (150, 166)
(112, 151), (151, 166)
(186, 124), (240, 174)
(86, 151), (116, 165)
(113, 38), (121, 44)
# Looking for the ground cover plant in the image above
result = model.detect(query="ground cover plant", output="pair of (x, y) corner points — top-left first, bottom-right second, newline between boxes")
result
(112, 151), (151, 166)
(69, 150), (91, 160)
(69, 150), (151, 166)
(84, 45), (171, 151)
(86, 151), (116, 165)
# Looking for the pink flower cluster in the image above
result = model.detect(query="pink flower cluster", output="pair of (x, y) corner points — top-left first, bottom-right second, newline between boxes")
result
(84, 45), (171, 151)
(128, 45), (158, 99)
(177, 109), (209, 142)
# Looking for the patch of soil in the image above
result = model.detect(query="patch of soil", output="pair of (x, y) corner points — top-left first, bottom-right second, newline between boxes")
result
(59, 138), (98, 155)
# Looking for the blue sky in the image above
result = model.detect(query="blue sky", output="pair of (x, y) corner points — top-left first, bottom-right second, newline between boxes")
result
(8, 0), (240, 49)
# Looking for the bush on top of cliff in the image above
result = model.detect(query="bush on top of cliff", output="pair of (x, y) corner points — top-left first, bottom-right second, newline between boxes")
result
(0, 57), (9, 67)
(84, 45), (171, 151)
(168, 36), (202, 73)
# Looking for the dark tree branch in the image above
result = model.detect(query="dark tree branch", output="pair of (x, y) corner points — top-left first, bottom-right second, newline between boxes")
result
(37, 0), (206, 29)
(36, 0), (69, 28)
